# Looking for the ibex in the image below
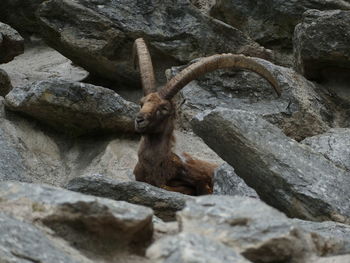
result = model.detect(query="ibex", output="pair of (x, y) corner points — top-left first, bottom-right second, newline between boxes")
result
(133, 38), (281, 196)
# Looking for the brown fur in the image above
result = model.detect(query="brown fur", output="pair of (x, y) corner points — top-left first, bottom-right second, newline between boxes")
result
(134, 93), (217, 196)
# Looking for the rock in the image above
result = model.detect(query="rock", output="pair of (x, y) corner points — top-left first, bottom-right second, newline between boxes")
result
(0, 22), (24, 64)
(177, 195), (320, 262)
(147, 232), (252, 263)
(0, 212), (91, 263)
(0, 181), (154, 251)
(213, 163), (259, 198)
(0, 0), (46, 34)
(210, 0), (350, 49)
(170, 57), (332, 141)
(66, 175), (193, 221)
(294, 219), (350, 256)
(301, 128), (350, 172)
(294, 10), (350, 80)
(5, 79), (138, 136)
(0, 69), (12, 96)
(37, 0), (272, 85)
(191, 108), (350, 223)
(312, 255), (350, 263)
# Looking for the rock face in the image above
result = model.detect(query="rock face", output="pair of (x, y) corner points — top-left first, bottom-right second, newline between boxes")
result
(5, 79), (138, 136)
(301, 128), (350, 172)
(36, 0), (271, 85)
(213, 163), (259, 198)
(0, 182), (154, 255)
(210, 0), (350, 49)
(294, 10), (350, 80)
(170, 57), (332, 141)
(191, 108), (350, 223)
(66, 175), (192, 221)
(0, 22), (24, 63)
(0, 69), (12, 96)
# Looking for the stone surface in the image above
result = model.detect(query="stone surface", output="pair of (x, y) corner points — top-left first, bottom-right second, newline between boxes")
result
(5, 79), (138, 136)
(147, 233), (252, 263)
(0, 212), (90, 263)
(37, 0), (271, 85)
(301, 128), (350, 172)
(210, 0), (350, 49)
(0, 181), (154, 251)
(170, 57), (332, 141)
(191, 108), (350, 223)
(0, 69), (12, 97)
(66, 175), (193, 221)
(213, 163), (259, 198)
(294, 10), (350, 80)
(177, 195), (319, 263)
(0, 22), (24, 63)
(312, 255), (350, 263)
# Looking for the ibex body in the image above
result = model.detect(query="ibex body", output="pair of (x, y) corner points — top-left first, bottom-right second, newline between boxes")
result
(133, 38), (281, 196)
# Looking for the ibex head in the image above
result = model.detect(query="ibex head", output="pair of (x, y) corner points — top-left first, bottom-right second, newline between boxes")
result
(133, 38), (281, 134)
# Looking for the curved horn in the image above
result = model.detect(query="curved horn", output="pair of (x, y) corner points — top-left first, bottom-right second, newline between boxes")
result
(133, 38), (157, 95)
(158, 54), (281, 100)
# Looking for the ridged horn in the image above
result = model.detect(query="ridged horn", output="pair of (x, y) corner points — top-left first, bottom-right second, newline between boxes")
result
(158, 54), (281, 100)
(133, 38), (157, 95)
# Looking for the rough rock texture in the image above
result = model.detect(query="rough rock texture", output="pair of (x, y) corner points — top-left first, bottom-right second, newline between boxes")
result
(37, 0), (272, 85)
(312, 255), (350, 263)
(66, 175), (193, 221)
(210, 0), (350, 49)
(147, 233), (252, 263)
(213, 163), (259, 198)
(170, 57), (332, 141)
(191, 108), (350, 223)
(0, 182), (154, 253)
(0, 69), (12, 96)
(301, 128), (350, 172)
(294, 219), (350, 256)
(0, 0), (46, 34)
(177, 196), (320, 263)
(0, 22), (24, 63)
(294, 10), (350, 80)
(0, 212), (90, 263)
(5, 79), (138, 136)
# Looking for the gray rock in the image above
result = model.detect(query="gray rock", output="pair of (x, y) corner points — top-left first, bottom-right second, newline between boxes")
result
(294, 219), (350, 256)
(170, 57), (332, 141)
(191, 108), (350, 223)
(66, 175), (193, 221)
(0, 69), (12, 96)
(210, 0), (350, 49)
(294, 10), (350, 80)
(5, 79), (138, 136)
(177, 195), (319, 262)
(312, 255), (350, 263)
(0, 22), (24, 63)
(0, 181), (154, 250)
(301, 128), (350, 172)
(37, 0), (271, 85)
(0, 212), (85, 263)
(147, 232), (252, 263)
(213, 163), (259, 198)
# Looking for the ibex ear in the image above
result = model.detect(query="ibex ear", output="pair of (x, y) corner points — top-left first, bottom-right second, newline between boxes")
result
(133, 38), (157, 96)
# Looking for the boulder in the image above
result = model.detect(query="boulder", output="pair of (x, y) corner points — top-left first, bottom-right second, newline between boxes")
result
(209, 0), (350, 49)
(0, 181), (154, 251)
(191, 108), (350, 223)
(0, 22), (24, 63)
(36, 0), (272, 85)
(66, 175), (193, 221)
(170, 57), (332, 141)
(147, 233), (252, 263)
(301, 128), (350, 172)
(213, 163), (259, 198)
(5, 79), (138, 136)
(0, 69), (12, 97)
(177, 196), (320, 262)
(294, 10), (350, 80)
